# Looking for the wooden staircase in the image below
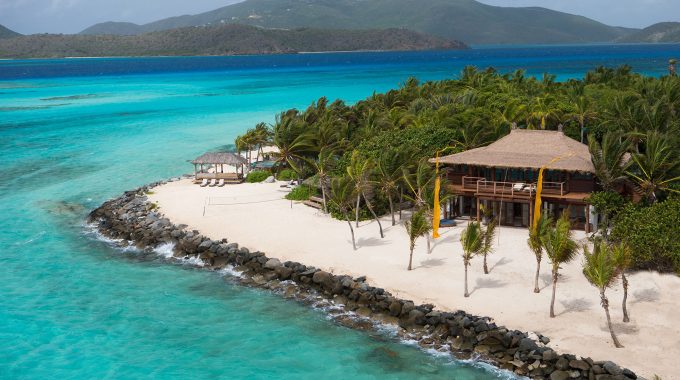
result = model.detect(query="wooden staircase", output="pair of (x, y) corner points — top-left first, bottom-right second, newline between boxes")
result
(303, 196), (324, 210)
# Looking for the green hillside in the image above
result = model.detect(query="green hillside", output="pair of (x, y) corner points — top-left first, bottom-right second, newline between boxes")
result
(0, 24), (21, 39)
(80, 0), (636, 44)
(0, 24), (466, 59)
(618, 22), (680, 43)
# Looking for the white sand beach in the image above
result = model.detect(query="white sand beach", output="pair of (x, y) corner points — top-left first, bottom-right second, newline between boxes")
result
(150, 179), (680, 379)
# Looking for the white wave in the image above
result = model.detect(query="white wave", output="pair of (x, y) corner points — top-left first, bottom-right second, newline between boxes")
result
(220, 265), (245, 278)
(153, 242), (176, 258)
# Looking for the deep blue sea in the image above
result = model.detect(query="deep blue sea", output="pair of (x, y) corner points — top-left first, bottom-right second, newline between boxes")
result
(2, 44), (679, 379)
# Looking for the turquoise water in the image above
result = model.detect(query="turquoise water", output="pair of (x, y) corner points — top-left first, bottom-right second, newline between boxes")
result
(2, 45), (679, 379)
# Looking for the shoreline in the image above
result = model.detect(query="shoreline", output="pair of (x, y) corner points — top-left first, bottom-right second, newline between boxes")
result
(87, 180), (640, 380)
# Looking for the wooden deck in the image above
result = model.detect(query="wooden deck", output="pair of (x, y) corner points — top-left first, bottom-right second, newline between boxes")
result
(448, 176), (589, 203)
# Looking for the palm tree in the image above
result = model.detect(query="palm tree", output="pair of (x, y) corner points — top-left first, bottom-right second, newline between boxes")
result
(582, 241), (624, 348)
(627, 131), (680, 203)
(460, 221), (483, 298)
(612, 241), (633, 323)
(589, 131), (632, 192)
(480, 219), (497, 274)
(569, 96), (597, 143)
(272, 112), (316, 182)
(376, 148), (408, 226)
(307, 146), (336, 213)
(543, 213), (579, 318)
(329, 176), (358, 250)
(527, 214), (552, 293)
(347, 151), (384, 238)
(405, 209), (431, 270)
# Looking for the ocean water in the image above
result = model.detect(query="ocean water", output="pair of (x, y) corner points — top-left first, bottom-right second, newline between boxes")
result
(1, 44), (679, 379)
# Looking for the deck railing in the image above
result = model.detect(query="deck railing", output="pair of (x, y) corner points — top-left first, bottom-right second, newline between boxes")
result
(459, 176), (567, 197)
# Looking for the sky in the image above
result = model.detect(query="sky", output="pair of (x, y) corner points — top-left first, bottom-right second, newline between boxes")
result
(0, 0), (678, 35)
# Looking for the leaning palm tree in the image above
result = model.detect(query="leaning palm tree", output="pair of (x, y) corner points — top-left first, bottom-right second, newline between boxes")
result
(612, 241), (633, 323)
(543, 213), (579, 318)
(527, 215), (552, 293)
(480, 219), (497, 275)
(376, 148), (408, 226)
(405, 209), (431, 270)
(460, 222), (483, 298)
(328, 176), (358, 250)
(583, 241), (624, 348)
(306, 146), (336, 213)
(347, 151), (384, 238)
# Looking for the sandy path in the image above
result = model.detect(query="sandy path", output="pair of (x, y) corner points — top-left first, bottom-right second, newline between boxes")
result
(150, 179), (680, 379)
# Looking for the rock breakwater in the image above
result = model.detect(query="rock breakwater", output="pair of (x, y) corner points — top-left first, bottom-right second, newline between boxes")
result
(88, 183), (640, 380)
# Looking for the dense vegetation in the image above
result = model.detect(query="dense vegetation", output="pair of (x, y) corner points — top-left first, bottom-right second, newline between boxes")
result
(81, 0), (635, 45)
(618, 22), (680, 43)
(0, 24), (463, 59)
(0, 24), (21, 39)
(237, 64), (680, 273)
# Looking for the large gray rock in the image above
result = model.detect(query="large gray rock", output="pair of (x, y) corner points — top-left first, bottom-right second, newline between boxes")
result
(603, 361), (623, 375)
(264, 258), (282, 270)
(550, 370), (570, 380)
(264, 176), (275, 183)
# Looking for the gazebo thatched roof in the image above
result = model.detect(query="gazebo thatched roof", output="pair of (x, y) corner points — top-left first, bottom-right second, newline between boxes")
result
(192, 152), (248, 166)
(433, 129), (595, 173)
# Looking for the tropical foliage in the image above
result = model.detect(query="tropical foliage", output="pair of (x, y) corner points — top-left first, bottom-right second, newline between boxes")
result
(235, 65), (680, 270)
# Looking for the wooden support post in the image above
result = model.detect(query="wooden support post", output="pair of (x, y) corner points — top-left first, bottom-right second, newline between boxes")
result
(476, 197), (481, 222)
(585, 205), (591, 233)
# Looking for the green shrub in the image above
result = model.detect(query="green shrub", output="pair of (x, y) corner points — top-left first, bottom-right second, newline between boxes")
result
(285, 185), (315, 201)
(277, 169), (298, 181)
(246, 170), (270, 183)
(587, 191), (627, 232)
(610, 197), (680, 273)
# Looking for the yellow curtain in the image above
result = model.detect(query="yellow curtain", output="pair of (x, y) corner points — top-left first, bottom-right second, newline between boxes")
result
(432, 154), (441, 238)
(532, 167), (545, 229)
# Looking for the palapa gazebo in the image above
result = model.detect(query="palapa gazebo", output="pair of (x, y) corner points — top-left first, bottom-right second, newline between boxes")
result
(192, 152), (248, 183)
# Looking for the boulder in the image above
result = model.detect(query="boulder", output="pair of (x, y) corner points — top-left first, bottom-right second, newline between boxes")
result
(264, 258), (282, 270)
(550, 371), (570, 380)
(603, 361), (623, 375)
(570, 359), (590, 371)
(264, 176), (275, 183)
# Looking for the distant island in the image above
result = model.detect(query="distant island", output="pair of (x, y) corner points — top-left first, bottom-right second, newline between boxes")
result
(0, 24), (21, 39)
(0, 24), (467, 59)
(80, 0), (635, 45)
(618, 22), (680, 43)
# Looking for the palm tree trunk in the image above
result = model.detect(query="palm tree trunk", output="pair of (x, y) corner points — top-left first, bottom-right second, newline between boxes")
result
(601, 291), (624, 348)
(321, 180), (328, 214)
(483, 254), (489, 274)
(344, 212), (356, 251)
(355, 194), (361, 227)
(550, 269), (558, 318)
(362, 191), (384, 238)
(399, 189), (403, 220)
(533, 258), (541, 293)
(388, 195), (396, 226)
(622, 273), (630, 323)
(580, 120), (585, 143)
(464, 262), (470, 298)
(408, 243), (415, 270)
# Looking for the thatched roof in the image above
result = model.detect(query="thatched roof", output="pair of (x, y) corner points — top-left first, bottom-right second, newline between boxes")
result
(433, 129), (595, 173)
(192, 152), (248, 166)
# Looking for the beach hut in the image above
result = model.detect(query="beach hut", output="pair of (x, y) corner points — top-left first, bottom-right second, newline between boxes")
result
(432, 127), (597, 231)
(192, 152), (248, 184)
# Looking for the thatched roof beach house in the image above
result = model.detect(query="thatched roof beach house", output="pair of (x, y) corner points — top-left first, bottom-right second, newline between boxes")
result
(192, 152), (248, 184)
(434, 127), (597, 231)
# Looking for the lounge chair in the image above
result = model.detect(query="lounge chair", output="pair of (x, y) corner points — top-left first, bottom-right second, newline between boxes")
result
(199, 179), (208, 187)
(217, 179), (225, 187)
(513, 183), (525, 192)
(209, 179), (217, 187)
